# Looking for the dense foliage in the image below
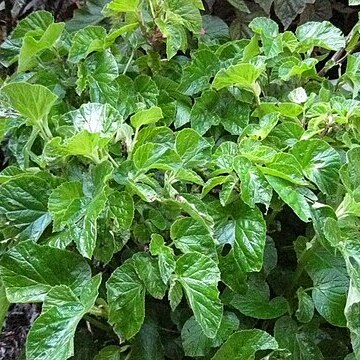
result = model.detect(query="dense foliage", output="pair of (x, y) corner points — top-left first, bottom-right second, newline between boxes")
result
(1, 0), (360, 359)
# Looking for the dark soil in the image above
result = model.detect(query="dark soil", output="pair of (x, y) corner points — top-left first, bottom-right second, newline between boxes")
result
(0, 304), (39, 360)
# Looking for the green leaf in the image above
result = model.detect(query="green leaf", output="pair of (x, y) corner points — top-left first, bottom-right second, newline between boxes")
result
(12, 10), (54, 38)
(305, 245), (348, 327)
(0, 240), (91, 302)
(48, 162), (112, 258)
(94, 346), (123, 360)
(76, 50), (119, 103)
(182, 312), (239, 357)
(213, 141), (239, 171)
(201, 15), (229, 44)
(175, 128), (212, 168)
(291, 139), (341, 195)
(190, 89), (250, 135)
(345, 282), (360, 359)
(48, 181), (83, 232)
(296, 21), (345, 52)
(274, 0), (309, 29)
(68, 26), (106, 63)
(171, 217), (217, 259)
(226, 276), (289, 319)
(233, 156), (272, 209)
(265, 176), (316, 222)
(296, 287), (314, 323)
(108, 191), (134, 230)
(130, 107), (163, 129)
(105, 0), (139, 13)
(149, 234), (175, 285)
(175, 252), (223, 338)
(274, 316), (324, 359)
(179, 49), (221, 95)
(18, 21), (65, 72)
(0, 282), (9, 330)
(218, 252), (247, 294)
(130, 318), (164, 360)
(133, 143), (181, 171)
(107, 259), (145, 339)
(65, 102), (123, 135)
(249, 17), (282, 58)
(133, 253), (167, 299)
(168, 279), (183, 311)
(66, 0), (110, 32)
(212, 63), (263, 93)
(211, 329), (278, 360)
(2, 82), (58, 125)
(340, 147), (360, 194)
(215, 201), (266, 273)
(26, 275), (101, 360)
(164, 0), (202, 34)
(155, 19), (188, 60)
(0, 173), (57, 241)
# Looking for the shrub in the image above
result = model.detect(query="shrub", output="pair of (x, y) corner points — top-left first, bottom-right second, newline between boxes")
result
(0, 1), (360, 359)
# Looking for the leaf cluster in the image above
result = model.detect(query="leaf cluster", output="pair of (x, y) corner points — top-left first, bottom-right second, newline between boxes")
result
(0, 2), (360, 359)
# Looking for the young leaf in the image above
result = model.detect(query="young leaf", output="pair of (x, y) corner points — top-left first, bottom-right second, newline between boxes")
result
(212, 63), (263, 93)
(130, 107), (163, 129)
(68, 26), (106, 62)
(105, 0), (140, 13)
(2, 82), (58, 126)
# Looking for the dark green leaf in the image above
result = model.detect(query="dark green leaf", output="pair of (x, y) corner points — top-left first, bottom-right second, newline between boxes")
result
(212, 329), (278, 359)
(0, 240), (91, 302)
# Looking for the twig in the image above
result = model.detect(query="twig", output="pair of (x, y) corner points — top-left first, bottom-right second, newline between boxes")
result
(318, 26), (358, 77)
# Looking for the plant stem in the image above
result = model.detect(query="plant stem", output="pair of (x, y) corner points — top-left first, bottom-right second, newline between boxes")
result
(83, 315), (115, 336)
(89, 305), (108, 318)
(123, 50), (135, 75)
(284, 237), (318, 297)
(23, 128), (40, 168)
(108, 153), (119, 168)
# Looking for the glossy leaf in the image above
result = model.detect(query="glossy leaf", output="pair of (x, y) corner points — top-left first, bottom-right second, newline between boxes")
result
(107, 259), (145, 339)
(296, 21), (345, 51)
(212, 329), (278, 359)
(26, 275), (101, 360)
(0, 173), (57, 241)
(291, 139), (341, 195)
(0, 240), (91, 302)
(175, 252), (223, 338)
